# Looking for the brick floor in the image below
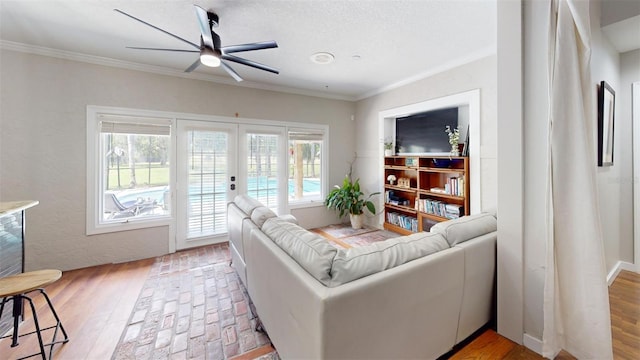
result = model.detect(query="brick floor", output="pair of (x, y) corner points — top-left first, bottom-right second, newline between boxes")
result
(112, 243), (276, 360)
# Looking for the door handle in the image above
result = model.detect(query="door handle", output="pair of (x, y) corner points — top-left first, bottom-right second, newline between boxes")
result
(230, 184), (236, 190)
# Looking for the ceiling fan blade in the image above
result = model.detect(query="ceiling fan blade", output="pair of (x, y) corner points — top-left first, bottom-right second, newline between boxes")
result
(184, 58), (201, 73)
(194, 5), (215, 49)
(126, 46), (199, 53)
(114, 9), (199, 50)
(222, 54), (279, 74)
(222, 41), (278, 54)
(221, 62), (243, 82)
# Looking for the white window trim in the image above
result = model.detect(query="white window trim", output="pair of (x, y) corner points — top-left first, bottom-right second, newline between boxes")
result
(86, 106), (175, 235)
(286, 124), (329, 210)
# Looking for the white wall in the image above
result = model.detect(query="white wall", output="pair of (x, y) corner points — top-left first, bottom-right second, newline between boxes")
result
(521, 0), (631, 343)
(354, 55), (498, 227)
(591, 1), (632, 273)
(620, 49), (640, 262)
(0, 49), (356, 271)
(496, 0), (524, 344)
(522, 0), (549, 343)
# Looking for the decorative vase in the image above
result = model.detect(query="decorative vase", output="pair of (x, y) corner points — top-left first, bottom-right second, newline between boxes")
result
(384, 149), (394, 157)
(349, 213), (364, 229)
(450, 144), (460, 156)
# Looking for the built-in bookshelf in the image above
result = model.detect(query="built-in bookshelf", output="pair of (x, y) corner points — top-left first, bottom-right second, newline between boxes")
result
(384, 155), (469, 234)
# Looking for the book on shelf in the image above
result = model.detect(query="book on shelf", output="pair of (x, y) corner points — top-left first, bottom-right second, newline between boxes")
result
(386, 211), (418, 232)
(445, 177), (465, 196)
(416, 198), (464, 219)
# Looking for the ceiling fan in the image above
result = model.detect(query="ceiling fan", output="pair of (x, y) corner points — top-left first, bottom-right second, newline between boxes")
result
(114, 5), (279, 82)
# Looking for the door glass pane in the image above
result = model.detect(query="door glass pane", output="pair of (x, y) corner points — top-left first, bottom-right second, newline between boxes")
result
(246, 133), (279, 213)
(187, 130), (228, 238)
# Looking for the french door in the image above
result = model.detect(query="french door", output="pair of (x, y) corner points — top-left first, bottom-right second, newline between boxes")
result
(176, 120), (237, 250)
(238, 125), (287, 215)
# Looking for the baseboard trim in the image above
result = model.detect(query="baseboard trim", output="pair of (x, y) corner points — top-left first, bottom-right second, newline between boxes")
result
(607, 261), (638, 286)
(523, 333), (543, 355)
(523, 262), (638, 356)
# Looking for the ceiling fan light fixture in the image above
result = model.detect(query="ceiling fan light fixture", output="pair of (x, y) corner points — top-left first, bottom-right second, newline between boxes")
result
(200, 47), (221, 67)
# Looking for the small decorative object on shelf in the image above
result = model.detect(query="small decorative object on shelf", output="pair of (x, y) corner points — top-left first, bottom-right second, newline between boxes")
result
(384, 137), (394, 156)
(387, 174), (397, 185)
(398, 177), (410, 188)
(445, 125), (460, 156)
(405, 157), (418, 167)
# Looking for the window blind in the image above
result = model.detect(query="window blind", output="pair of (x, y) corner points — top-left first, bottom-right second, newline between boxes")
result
(288, 128), (324, 141)
(99, 114), (171, 136)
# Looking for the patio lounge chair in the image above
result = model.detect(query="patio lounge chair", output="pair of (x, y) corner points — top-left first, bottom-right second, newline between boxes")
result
(104, 192), (137, 219)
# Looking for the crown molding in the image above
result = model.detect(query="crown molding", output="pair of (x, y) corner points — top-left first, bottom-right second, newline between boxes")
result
(0, 40), (356, 102)
(356, 45), (497, 101)
(1, 40), (497, 103)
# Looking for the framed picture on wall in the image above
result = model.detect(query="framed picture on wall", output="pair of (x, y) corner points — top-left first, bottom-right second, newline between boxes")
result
(598, 81), (615, 167)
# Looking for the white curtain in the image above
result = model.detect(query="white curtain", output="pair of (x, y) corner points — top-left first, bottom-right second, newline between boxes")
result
(543, 0), (613, 359)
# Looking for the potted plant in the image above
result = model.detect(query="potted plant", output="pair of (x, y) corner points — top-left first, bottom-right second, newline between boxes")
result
(384, 137), (394, 156)
(325, 174), (379, 229)
(445, 125), (460, 156)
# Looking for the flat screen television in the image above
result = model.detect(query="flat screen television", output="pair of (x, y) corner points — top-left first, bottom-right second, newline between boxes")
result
(395, 107), (458, 155)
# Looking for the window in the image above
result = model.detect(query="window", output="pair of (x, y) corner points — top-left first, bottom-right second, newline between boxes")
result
(87, 109), (173, 234)
(288, 127), (326, 205)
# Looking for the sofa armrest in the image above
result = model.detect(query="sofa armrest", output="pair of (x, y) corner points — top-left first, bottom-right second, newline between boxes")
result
(227, 203), (249, 257)
(454, 232), (496, 343)
(247, 229), (329, 359)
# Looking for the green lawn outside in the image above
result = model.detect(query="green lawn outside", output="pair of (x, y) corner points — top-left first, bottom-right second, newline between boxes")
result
(106, 164), (169, 190)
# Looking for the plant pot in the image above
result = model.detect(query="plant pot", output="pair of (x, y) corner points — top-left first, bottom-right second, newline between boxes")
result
(349, 213), (364, 229)
(384, 149), (394, 157)
(450, 144), (460, 156)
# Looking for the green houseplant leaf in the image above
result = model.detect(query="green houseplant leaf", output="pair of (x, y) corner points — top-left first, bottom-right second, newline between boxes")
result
(325, 175), (379, 217)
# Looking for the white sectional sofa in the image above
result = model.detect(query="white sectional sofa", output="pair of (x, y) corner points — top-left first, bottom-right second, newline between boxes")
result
(227, 195), (497, 360)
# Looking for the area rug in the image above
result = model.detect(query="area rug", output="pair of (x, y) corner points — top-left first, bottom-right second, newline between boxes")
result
(112, 243), (278, 360)
(311, 224), (399, 249)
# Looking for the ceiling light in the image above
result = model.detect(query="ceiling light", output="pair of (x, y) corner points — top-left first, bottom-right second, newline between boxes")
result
(200, 47), (221, 67)
(310, 52), (335, 65)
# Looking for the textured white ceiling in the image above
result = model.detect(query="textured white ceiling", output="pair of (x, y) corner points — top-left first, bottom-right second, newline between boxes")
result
(0, 0), (497, 99)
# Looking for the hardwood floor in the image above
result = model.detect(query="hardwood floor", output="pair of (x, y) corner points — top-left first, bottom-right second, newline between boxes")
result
(1, 254), (638, 359)
(0, 258), (153, 359)
(609, 270), (640, 359)
(452, 271), (640, 360)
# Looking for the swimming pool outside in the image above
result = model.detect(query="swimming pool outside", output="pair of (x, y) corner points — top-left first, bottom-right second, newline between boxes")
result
(109, 177), (321, 214)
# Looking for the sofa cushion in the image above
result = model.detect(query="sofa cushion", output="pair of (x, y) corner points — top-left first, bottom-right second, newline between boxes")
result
(234, 195), (263, 216)
(430, 213), (497, 246)
(262, 218), (337, 286)
(251, 206), (277, 228)
(329, 231), (450, 286)
(277, 214), (298, 225)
